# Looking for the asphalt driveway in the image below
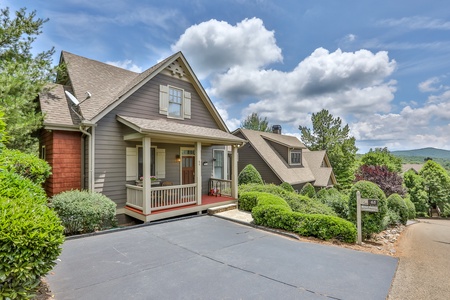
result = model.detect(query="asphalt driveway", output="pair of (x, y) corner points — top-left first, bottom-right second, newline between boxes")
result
(47, 216), (397, 299)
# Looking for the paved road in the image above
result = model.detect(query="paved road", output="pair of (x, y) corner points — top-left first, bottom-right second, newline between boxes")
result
(388, 218), (450, 300)
(47, 216), (397, 299)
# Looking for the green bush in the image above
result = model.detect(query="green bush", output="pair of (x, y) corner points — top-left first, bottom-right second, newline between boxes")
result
(239, 192), (259, 211)
(0, 170), (47, 204)
(316, 188), (349, 219)
(250, 191), (356, 243)
(383, 209), (401, 228)
(239, 184), (335, 215)
(50, 190), (117, 235)
(441, 203), (450, 218)
(279, 182), (294, 192)
(299, 182), (316, 198)
(238, 164), (263, 185)
(404, 196), (416, 220)
(387, 194), (408, 225)
(348, 181), (388, 238)
(0, 148), (51, 185)
(0, 196), (64, 298)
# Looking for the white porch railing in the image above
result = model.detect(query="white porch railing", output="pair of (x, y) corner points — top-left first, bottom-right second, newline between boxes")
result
(209, 178), (232, 196)
(126, 183), (197, 211)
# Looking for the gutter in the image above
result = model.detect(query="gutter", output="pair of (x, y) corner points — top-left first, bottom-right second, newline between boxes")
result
(79, 124), (95, 191)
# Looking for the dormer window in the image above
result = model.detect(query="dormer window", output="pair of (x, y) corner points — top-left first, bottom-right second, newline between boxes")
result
(289, 149), (302, 165)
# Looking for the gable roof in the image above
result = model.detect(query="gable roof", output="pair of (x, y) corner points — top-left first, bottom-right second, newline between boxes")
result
(303, 150), (337, 187)
(40, 51), (228, 132)
(235, 128), (315, 185)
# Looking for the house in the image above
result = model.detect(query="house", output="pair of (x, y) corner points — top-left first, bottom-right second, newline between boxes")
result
(38, 51), (246, 222)
(401, 163), (423, 174)
(233, 127), (336, 191)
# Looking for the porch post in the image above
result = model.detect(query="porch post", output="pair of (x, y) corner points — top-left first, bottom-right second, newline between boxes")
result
(231, 145), (239, 199)
(195, 142), (202, 205)
(143, 136), (151, 215)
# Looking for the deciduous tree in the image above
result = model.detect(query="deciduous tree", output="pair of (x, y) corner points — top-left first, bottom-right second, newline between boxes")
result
(299, 109), (357, 190)
(355, 165), (405, 197)
(419, 160), (450, 210)
(241, 112), (271, 132)
(360, 147), (402, 172)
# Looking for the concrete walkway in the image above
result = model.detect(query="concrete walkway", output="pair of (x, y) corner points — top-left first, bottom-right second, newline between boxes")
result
(47, 215), (397, 299)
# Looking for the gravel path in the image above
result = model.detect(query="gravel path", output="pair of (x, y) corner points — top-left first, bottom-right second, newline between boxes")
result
(388, 219), (450, 300)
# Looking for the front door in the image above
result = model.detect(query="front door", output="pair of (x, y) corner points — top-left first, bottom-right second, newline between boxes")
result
(182, 156), (195, 184)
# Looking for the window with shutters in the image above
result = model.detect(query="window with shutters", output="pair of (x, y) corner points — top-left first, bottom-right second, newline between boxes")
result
(159, 85), (191, 120)
(126, 146), (166, 181)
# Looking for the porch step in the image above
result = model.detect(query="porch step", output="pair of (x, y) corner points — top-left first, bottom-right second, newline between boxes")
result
(207, 203), (238, 215)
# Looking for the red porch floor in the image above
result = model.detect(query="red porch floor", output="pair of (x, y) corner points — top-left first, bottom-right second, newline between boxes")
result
(125, 194), (237, 222)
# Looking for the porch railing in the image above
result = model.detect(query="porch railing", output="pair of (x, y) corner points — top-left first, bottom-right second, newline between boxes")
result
(209, 178), (232, 197)
(126, 183), (197, 212)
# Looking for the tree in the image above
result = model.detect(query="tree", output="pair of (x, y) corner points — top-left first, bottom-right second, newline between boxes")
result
(360, 147), (402, 173)
(0, 7), (56, 153)
(419, 160), (450, 210)
(403, 169), (429, 216)
(241, 112), (271, 132)
(299, 109), (358, 190)
(355, 165), (405, 197)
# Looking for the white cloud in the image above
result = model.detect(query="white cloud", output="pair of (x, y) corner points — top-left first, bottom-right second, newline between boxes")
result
(105, 59), (143, 72)
(418, 76), (449, 93)
(213, 101), (241, 131)
(171, 18), (282, 78)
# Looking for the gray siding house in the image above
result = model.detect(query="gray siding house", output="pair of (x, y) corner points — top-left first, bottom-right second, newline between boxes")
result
(39, 51), (245, 222)
(233, 128), (336, 191)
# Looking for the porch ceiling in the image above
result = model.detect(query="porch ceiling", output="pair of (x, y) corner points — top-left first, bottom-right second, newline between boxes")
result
(117, 115), (246, 145)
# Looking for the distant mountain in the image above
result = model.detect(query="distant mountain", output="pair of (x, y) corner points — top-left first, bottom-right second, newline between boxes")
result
(391, 147), (450, 159)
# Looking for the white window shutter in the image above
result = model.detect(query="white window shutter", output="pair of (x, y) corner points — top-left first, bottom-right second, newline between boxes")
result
(159, 85), (169, 115)
(156, 149), (166, 178)
(126, 147), (137, 181)
(184, 91), (191, 119)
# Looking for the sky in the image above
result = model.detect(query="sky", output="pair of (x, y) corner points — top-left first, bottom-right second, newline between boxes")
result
(3, 0), (450, 153)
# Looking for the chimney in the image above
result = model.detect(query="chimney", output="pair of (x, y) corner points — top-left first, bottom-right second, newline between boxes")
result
(272, 125), (282, 134)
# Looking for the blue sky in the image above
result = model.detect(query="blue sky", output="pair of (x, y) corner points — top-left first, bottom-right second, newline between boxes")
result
(4, 0), (450, 153)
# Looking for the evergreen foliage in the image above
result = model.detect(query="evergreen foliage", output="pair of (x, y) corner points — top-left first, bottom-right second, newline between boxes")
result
(299, 182), (316, 198)
(238, 164), (264, 185)
(386, 193), (408, 225)
(419, 160), (450, 210)
(403, 169), (429, 215)
(279, 182), (294, 192)
(316, 188), (349, 219)
(240, 112), (272, 132)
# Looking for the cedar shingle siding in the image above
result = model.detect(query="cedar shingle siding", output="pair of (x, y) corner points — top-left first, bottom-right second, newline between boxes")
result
(42, 130), (81, 196)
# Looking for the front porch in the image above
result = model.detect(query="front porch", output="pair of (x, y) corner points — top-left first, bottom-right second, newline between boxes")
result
(125, 192), (237, 222)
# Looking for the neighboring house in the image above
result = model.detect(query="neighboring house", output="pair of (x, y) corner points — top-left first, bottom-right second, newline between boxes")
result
(233, 127), (336, 191)
(38, 51), (245, 222)
(401, 163), (424, 174)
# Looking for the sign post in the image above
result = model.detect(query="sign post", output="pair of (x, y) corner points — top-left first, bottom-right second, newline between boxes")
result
(356, 191), (379, 245)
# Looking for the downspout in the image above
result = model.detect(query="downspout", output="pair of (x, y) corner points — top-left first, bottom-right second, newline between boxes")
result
(79, 125), (94, 191)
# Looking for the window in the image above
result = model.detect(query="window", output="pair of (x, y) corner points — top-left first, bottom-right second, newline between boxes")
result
(126, 146), (166, 181)
(168, 87), (183, 118)
(40, 145), (46, 160)
(289, 149), (302, 165)
(138, 147), (156, 179)
(213, 149), (225, 179)
(159, 85), (191, 119)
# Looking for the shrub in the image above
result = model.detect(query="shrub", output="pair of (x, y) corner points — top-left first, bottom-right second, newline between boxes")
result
(50, 190), (117, 235)
(0, 148), (51, 185)
(383, 209), (401, 228)
(0, 196), (64, 298)
(441, 203), (450, 218)
(404, 196), (416, 220)
(387, 194), (408, 225)
(299, 182), (316, 198)
(279, 182), (294, 192)
(239, 184), (335, 215)
(348, 181), (388, 238)
(316, 188), (349, 219)
(250, 191), (356, 243)
(239, 192), (259, 211)
(238, 164), (263, 185)
(0, 169), (47, 204)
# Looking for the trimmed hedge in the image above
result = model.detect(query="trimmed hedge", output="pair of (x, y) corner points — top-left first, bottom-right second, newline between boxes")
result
(348, 181), (388, 238)
(316, 188), (349, 219)
(238, 164), (263, 185)
(299, 182), (316, 198)
(50, 190), (117, 235)
(244, 191), (356, 243)
(0, 148), (51, 185)
(387, 194), (408, 225)
(279, 182), (294, 192)
(404, 196), (416, 220)
(239, 184), (335, 215)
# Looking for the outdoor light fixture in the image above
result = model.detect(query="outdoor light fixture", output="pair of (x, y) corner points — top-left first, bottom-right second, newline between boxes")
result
(203, 161), (208, 166)
(176, 154), (181, 162)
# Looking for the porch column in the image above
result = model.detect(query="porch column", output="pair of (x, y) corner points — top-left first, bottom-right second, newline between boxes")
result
(195, 142), (202, 205)
(231, 145), (239, 199)
(143, 136), (151, 215)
